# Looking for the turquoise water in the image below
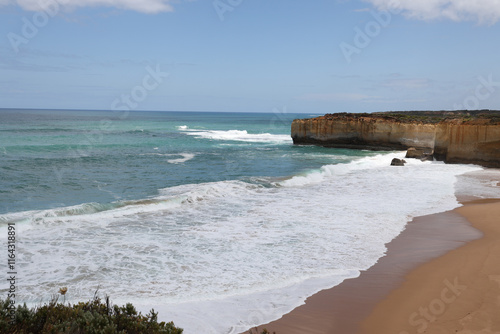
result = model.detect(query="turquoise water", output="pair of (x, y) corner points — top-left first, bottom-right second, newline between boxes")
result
(0, 109), (485, 333)
(0, 109), (364, 214)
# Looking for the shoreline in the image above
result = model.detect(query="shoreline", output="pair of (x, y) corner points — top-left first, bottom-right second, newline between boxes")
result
(360, 199), (500, 333)
(255, 199), (499, 333)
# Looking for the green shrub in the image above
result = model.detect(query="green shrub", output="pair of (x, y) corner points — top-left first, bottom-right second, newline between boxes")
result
(0, 294), (182, 334)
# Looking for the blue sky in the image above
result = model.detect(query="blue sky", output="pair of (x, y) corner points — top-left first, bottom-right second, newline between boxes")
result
(1, 0), (500, 113)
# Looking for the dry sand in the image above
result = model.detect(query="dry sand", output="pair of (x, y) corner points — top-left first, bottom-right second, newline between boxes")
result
(254, 200), (500, 334)
(360, 200), (500, 334)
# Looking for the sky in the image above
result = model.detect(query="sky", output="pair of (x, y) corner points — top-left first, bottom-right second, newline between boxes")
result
(1, 0), (500, 114)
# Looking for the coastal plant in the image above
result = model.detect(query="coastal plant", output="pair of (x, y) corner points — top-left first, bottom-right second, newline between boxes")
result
(0, 293), (183, 334)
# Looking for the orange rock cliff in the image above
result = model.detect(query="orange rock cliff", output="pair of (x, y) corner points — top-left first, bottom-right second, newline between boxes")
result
(291, 111), (500, 167)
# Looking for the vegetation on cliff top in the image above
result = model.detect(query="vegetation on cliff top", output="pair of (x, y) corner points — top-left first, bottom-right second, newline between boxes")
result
(319, 110), (500, 124)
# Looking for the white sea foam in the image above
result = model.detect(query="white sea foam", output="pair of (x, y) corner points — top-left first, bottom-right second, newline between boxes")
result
(0, 153), (490, 333)
(180, 126), (292, 144)
(278, 152), (407, 187)
(139, 152), (196, 164)
(166, 153), (196, 164)
(455, 168), (500, 200)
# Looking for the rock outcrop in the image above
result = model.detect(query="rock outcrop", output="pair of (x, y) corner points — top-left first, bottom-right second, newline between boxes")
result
(291, 111), (500, 167)
(391, 158), (406, 166)
(405, 147), (434, 161)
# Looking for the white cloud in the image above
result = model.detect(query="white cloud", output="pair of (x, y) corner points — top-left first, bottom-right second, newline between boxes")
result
(366, 0), (500, 24)
(0, 0), (175, 13)
(353, 7), (371, 12)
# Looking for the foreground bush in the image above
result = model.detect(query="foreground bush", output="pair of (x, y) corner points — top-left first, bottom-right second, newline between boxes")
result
(0, 294), (182, 334)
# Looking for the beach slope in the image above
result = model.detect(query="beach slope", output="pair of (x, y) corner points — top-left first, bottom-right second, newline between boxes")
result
(257, 200), (500, 334)
(361, 200), (500, 334)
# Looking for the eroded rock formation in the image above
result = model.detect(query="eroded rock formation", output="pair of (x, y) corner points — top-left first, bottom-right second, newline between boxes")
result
(291, 111), (500, 167)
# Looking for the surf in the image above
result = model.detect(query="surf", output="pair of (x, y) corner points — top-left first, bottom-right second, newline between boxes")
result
(178, 126), (292, 144)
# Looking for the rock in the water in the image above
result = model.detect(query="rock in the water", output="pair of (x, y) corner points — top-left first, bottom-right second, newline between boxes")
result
(406, 147), (423, 158)
(405, 147), (434, 161)
(391, 158), (406, 166)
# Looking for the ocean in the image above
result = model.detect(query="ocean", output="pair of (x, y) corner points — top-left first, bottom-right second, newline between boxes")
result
(0, 109), (497, 333)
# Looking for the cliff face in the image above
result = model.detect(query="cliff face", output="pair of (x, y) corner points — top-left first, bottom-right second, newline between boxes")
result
(292, 112), (500, 167)
(434, 122), (500, 166)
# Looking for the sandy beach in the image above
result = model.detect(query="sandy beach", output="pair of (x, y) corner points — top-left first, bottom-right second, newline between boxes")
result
(361, 200), (500, 334)
(256, 199), (500, 334)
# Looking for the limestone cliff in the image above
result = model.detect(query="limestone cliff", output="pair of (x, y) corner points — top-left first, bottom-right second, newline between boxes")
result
(291, 111), (500, 167)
